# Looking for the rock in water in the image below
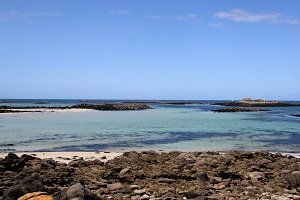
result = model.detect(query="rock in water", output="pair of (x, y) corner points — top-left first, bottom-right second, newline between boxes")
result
(66, 183), (85, 200)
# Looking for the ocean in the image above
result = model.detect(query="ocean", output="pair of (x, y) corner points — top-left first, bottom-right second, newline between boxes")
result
(0, 99), (300, 152)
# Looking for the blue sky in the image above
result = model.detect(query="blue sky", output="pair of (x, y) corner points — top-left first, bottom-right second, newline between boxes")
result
(1, 0), (300, 100)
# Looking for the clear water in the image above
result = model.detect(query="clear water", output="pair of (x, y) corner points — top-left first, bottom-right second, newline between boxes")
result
(0, 99), (300, 152)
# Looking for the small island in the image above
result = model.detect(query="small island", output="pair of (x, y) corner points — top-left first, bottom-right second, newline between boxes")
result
(0, 104), (152, 113)
(214, 98), (300, 107)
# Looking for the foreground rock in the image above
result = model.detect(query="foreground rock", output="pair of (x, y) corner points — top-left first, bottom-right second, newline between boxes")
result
(212, 107), (269, 112)
(0, 151), (300, 199)
(214, 98), (300, 107)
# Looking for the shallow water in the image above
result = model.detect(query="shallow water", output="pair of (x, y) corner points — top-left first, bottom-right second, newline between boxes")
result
(0, 99), (300, 152)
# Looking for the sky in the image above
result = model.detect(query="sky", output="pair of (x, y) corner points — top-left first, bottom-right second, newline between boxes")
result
(0, 0), (300, 100)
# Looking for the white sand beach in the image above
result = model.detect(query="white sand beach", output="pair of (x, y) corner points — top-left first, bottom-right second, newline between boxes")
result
(0, 108), (93, 113)
(0, 151), (123, 163)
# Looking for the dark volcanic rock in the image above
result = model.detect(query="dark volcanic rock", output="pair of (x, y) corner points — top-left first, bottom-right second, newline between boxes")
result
(2, 175), (44, 200)
(0, 110), (43, 113)
(291, 114), (300, 117)
(0, 153), (21, 172)
(71, 104), (151, 111)
(212, 107), (269, 112)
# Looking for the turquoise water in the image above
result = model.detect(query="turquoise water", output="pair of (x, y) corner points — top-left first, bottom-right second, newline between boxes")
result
(0, 100), (300, 152)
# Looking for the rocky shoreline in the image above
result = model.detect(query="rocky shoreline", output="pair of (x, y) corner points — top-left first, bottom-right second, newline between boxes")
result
(214, 101), (300, 107)
(72, 104), (151, 111)
(1, 151), (300, 200)
(212, 108), (270, 113)
(0, 104), (151, 113)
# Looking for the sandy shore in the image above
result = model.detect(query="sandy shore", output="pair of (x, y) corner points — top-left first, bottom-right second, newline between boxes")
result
(0, 108), (93, 113)
(0, 151), (122, 163)
(1, 151), (299, 164)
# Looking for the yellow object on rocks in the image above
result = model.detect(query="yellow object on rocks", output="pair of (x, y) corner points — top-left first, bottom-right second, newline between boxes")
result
(18, 192), (53, 200)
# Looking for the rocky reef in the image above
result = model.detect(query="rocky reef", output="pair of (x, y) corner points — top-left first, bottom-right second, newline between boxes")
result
(214, 98), (300, 107)
(71, 104), (151, 111)
(291, 114), (300, 118)
(212, 108), (270, 113)
(0, 110), (43, 113)
(1, 151), (300, 199)
(0, 104), (151, 113)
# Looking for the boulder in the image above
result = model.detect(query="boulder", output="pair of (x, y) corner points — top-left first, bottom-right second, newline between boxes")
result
(285, 171), (300, 188)
(2, 175), (44, 200)
(196, 172), (209, 189)
(66, 183), (84, 200)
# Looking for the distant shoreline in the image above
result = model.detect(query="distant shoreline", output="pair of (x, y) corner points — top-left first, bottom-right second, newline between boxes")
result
(0, 103), (152, 113)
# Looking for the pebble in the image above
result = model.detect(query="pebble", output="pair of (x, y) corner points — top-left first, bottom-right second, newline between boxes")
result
(107, 183), (124, 191)
(133, 189), (146, 195)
